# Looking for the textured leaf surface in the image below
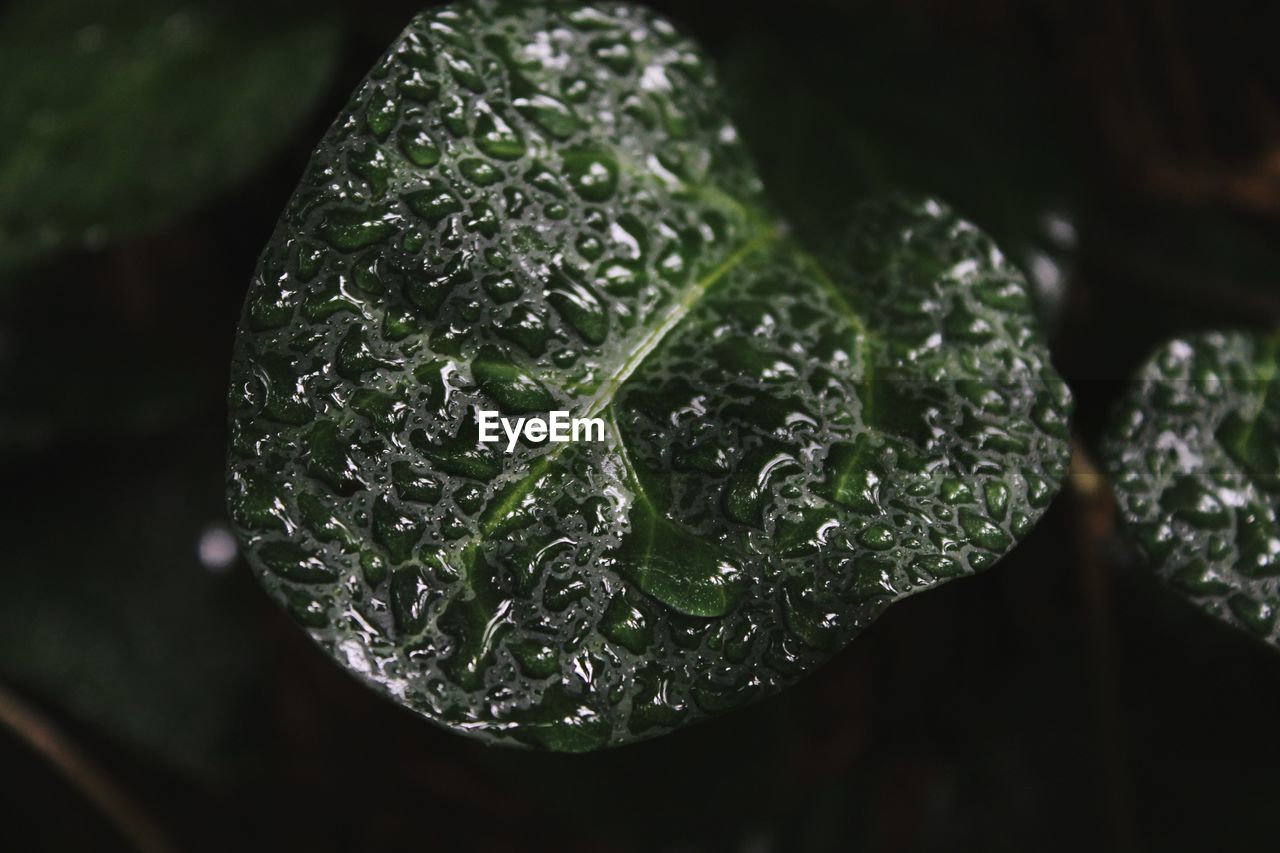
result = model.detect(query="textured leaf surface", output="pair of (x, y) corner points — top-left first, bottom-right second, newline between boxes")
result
(1106, 331), (1280, 644)
(0, 0), (339, 273)
(228, 0), (1071, 749)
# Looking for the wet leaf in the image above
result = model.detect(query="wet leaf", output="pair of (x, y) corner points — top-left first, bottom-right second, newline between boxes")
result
(228, 0), (1071, 749)
(0, 0), (340, 274)
(1106, 331), (1280, 645)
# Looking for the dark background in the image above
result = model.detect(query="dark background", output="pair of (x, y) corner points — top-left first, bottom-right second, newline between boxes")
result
(4, 1), (1280, 850)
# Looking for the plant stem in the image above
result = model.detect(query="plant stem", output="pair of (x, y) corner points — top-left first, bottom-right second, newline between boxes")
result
(0, 681), (175, 853)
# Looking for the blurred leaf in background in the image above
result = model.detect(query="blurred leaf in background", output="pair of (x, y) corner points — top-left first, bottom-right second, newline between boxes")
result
(1105, 330), (1280, 645)
(678, 0), (1080, 331)
(0, 0), (349, 789)
(0, 427), (267, 778)
(0, 0), (341, 279)
(0, 0), (348, 452)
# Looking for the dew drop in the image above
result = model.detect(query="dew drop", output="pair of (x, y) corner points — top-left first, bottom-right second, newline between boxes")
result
(562, 146), (619, 201)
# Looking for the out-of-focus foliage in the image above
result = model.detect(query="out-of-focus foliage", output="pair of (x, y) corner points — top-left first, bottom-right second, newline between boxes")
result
(1107, 331), (1280, 644)
(0, 0), (340, 276)
(0, 429), (265, 776)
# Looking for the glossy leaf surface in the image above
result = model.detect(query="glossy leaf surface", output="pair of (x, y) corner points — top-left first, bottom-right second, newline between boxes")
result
(228, 0), (1071, 749)
(1106, 331), (1280, 645)
(0, 0), (339, 274)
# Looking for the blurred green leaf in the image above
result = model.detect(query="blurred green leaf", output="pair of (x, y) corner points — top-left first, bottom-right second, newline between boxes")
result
(0, 429), (265, 776)
(715, 8), (1074, 251)
(1106, 331), (1280, 646)
(0, 0), (340, 275)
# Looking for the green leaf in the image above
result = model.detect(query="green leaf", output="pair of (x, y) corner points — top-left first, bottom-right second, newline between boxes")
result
(0, 0), (340, 274)
(1106, 331), (1280, 644)
(228, 0), (1071, 749)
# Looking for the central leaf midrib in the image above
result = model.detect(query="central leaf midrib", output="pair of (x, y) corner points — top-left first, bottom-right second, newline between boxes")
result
(470, 224), (779, 546)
